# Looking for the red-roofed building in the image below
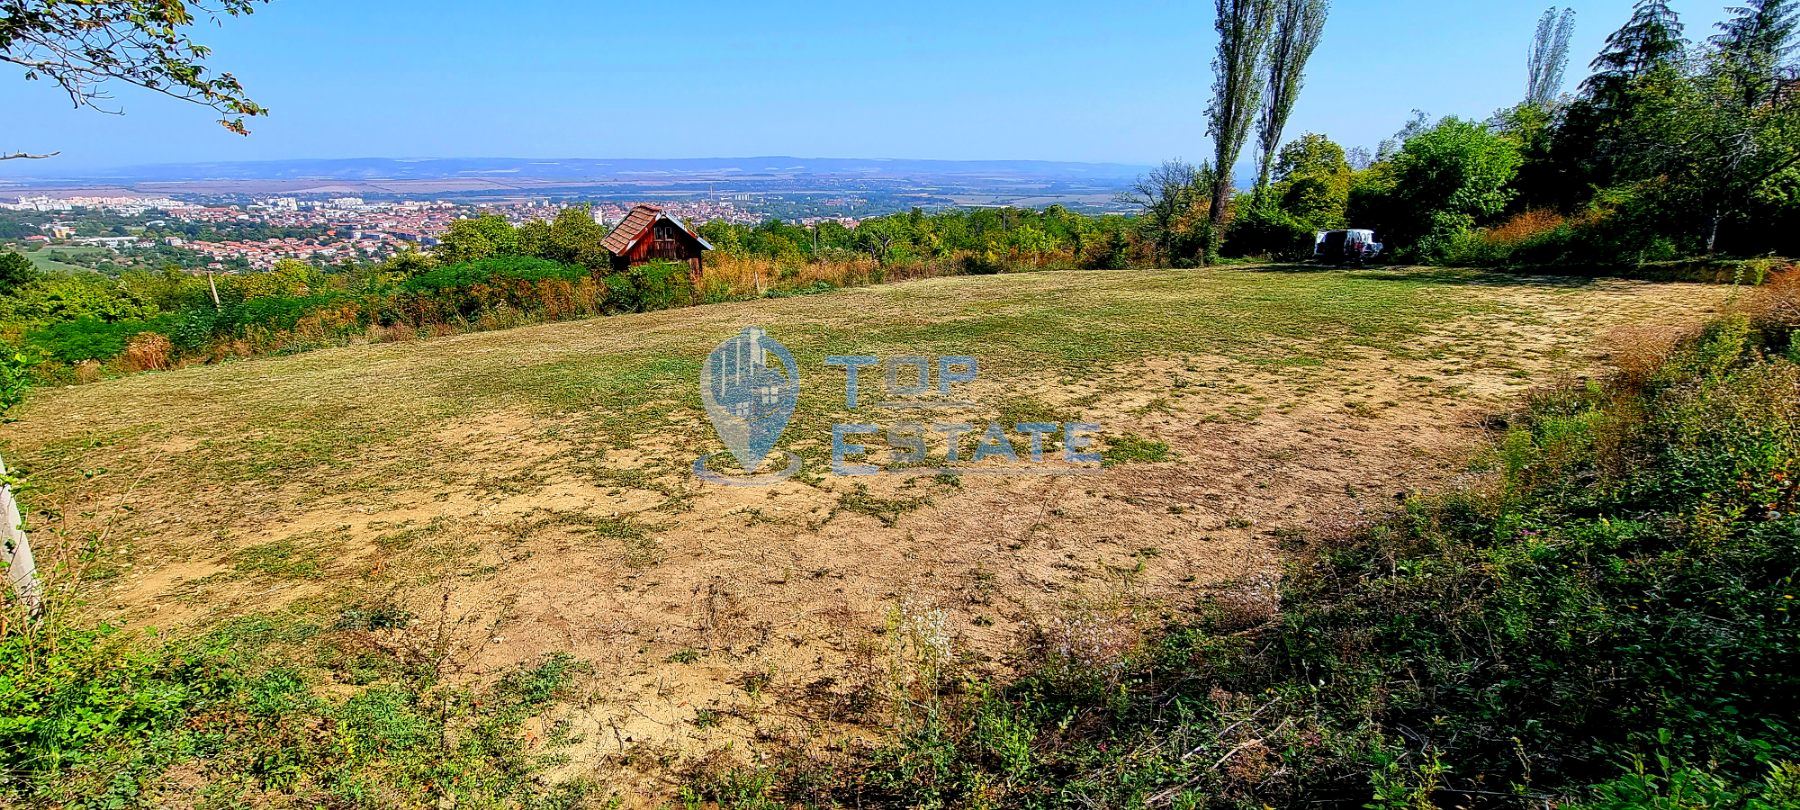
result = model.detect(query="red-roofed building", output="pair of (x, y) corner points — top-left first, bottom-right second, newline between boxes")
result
(600, 204), (712, 283)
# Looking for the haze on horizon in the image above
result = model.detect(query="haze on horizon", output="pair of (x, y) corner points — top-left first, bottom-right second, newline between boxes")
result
(0, 0), (1733, 175)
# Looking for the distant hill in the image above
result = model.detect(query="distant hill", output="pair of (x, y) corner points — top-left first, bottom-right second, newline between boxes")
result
(0, 156), (1149, 185)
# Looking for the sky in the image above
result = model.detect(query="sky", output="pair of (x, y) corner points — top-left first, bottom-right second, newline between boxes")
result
(0, 0), (1739, 173)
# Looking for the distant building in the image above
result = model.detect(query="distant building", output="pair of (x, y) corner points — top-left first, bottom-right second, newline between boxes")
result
(600, 204), (712, 282)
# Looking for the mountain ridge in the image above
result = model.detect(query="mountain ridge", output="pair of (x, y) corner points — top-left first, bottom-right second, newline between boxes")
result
(0, 155), (1152, 184)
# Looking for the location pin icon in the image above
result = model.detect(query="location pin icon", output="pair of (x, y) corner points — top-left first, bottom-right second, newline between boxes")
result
(701, 327), (799, 474)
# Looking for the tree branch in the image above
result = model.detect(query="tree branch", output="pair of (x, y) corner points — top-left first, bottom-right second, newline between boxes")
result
(0, 151), (61, 161)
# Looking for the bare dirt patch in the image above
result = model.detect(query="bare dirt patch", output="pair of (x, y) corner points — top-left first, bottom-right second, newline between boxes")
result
(2, 268), (1731, 797)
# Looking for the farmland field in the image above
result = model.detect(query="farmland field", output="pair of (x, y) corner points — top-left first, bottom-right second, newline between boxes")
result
(3, 266), (1734, 794)
(20, 245), (105, 273)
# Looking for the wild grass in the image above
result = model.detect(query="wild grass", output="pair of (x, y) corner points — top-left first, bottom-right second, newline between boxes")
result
(0, 266), (1735, 806)
(0, 599), (596, 807)
(1101, 432), (1172, 465)
(679, 276), (1800, 808)
(5, 268), (1524, 514)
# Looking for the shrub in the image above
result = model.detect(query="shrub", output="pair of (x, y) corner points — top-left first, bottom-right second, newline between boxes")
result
(399, 255), (588, 294)
(0, 347), (33, 415)
(0, 606), (593, 806)
(25, 314), (180, 365)
(603, 260), (694, 313)
(120, 332), (174, 372)
(1, 274), (159, 324)
(1224, 202), (1316, 259)
(170, 307), (220, 353)
(957, 249), (1009, 275)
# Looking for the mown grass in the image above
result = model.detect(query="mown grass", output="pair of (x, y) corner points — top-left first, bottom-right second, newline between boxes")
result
(0, 266), (1560, 605)
(683, 283), (1800, 807)
(0, 266), (1733, 807)
(3, 267), (1543, 505)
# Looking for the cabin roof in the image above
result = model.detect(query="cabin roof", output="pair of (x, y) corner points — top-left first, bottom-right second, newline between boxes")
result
(601, 204), (713, 255)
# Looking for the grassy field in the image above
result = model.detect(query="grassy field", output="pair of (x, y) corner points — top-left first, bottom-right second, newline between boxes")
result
(2, 266), (1735, 799)
(19, 244), (107, 273)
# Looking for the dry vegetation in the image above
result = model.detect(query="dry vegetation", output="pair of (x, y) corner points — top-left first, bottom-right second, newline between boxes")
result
(3, 266), (1733, 799)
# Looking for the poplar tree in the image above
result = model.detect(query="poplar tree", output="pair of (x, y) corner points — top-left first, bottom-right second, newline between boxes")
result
(1254, 0), (1328, 195)
(1526, 7), (1577, 108)
(1206, 0), (1278, 262)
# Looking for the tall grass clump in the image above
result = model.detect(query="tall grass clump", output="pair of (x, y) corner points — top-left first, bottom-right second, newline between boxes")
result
(690, 275), (1800, 807)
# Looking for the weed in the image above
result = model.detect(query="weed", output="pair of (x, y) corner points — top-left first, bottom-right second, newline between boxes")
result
(1101, 432), (1171, 466)
(834, 483), (931, 527)
(593, 515), (661, 568)
(230, 537), (326, 579)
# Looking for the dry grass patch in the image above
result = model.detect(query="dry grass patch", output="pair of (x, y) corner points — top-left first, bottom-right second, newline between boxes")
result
(1, 267), (1733, 799)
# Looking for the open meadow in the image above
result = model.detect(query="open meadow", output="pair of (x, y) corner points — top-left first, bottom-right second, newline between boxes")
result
(1, 265), (1736, 797)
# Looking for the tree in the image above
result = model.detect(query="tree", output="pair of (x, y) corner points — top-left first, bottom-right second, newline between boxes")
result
(853, 218), (903, 265)
(1271, 132), (1351, 228)
(1678, 16), (1800, 252)
(0, 0), (269, 159)
(379, 248), (438, 280)
(1119, 160), (1212, 266)
(434, 214), (519, 265)
(1546, 2), (1687, 208)
(233, 257), (319, 299)
(1711, 0), (1799, 108)
(1255, 0), (1328, 194)
(1350, 117), (1522, 257)
(0, 251), (39, 294)
(1494, 101), (1562, 212)
(1584, 0), (1686, 106)
(1527, 7), (1577, 108)
(536, 205), (610, 269)
(1206, 0), (1278, 262)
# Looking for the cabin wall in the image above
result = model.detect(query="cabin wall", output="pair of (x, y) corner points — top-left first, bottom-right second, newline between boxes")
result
(607, 224), (705, 302)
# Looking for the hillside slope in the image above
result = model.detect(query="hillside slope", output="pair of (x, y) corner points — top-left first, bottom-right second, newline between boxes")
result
(2, 267), (1732, 794)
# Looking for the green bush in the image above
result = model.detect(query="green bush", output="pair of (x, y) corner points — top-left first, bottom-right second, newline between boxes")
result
(603, 260), (694, 313)
(25, 314), (181, 364)
(0, 609), (592, 807)
(0, 274), (160, 325)
(225, 291), (352, 333)
(0, 347), (33, 415)
(399, 255), (588, 294)
(1224, 203), (1317, 259)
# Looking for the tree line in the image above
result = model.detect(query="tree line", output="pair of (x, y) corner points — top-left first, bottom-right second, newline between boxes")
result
(1150, 0), (1800, 267)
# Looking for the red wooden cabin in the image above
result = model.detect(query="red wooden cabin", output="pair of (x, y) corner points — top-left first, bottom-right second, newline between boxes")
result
(600, 204), (713, 286)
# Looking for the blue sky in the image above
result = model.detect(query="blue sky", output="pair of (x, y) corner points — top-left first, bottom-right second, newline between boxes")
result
(0, 0), (1735, 172)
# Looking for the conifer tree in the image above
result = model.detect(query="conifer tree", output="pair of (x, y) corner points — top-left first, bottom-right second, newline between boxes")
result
(1583, 0), (1686, 105)
(1711, 0), (1799, 107)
